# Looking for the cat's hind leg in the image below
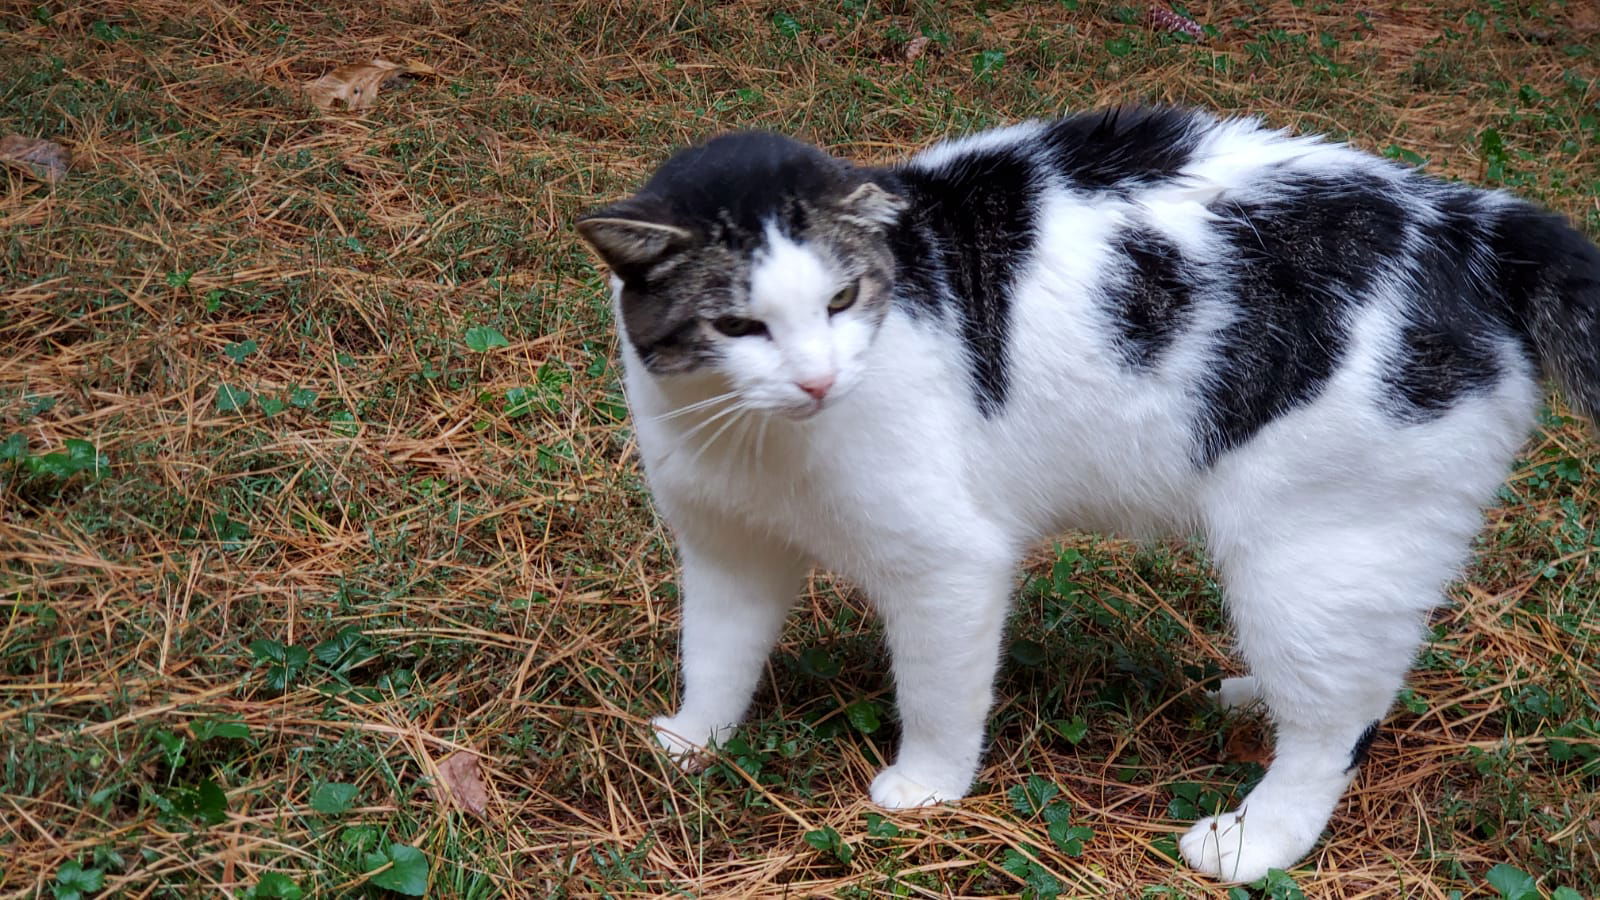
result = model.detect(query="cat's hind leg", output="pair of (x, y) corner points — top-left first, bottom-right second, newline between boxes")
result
(1211, 675), (1263, 712)
(1178, 523), (1451, 882)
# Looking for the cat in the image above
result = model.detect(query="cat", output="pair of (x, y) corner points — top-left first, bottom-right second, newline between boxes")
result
(575, 106), (1600, 882)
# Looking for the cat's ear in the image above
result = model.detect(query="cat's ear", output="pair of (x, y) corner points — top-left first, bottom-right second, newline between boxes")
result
(836, 181), (908, 229)
(576, 201), (692, 271)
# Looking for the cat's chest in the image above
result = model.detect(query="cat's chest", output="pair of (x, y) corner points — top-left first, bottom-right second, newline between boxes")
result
(640, 414), (861, 529)
(634, 399), (970, 572)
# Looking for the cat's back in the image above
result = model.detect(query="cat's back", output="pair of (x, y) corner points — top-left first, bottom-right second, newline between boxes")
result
(877, 108), (1548, 537)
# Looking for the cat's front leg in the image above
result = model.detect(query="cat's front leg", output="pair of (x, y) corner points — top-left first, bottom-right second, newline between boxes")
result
(868, 556), (1015, 808)
(653, 534), (806, 770)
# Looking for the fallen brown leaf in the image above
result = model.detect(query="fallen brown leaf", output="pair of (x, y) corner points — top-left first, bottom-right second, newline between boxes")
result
(303, 58), (436, 111)
(902, 36), (931, 62)
(0, 135), (69, 183)
(431, 749), (489, 818)
(1572, 3), (1599, 35)
(1222, 721), (1274, 766)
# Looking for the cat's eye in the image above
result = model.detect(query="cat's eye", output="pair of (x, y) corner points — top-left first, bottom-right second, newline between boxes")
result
(828, 282), (859, 315)
(711, 315), (767, 338)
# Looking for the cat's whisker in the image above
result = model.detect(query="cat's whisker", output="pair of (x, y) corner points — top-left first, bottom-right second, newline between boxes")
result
(753, 415), (771, 465)
(683, 405), (753, 470)
(651, 390), (741, 422)
(655, 400), (751, 466)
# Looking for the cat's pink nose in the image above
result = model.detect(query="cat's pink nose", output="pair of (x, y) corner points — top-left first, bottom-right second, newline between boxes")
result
(796, 374), (836, 400)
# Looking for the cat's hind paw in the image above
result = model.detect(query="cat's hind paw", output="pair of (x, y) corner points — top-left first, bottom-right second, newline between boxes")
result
(869, 765), (959, 809)
(1209, 676), (1264, 713)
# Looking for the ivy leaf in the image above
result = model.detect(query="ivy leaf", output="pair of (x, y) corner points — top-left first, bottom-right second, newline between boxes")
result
(363, 844), (428, 895)
(1382, 144), (1428, 167)
(797, 647), (840, 679)
(864, 812), (900, 838)
(845, 700), (881, 734)
(504, 387), (536, 419)
(1486, 865), (1538, 900)
(312, 627), (373, 672)
(972, 49), (1005, 79)
(195, 777), (228, 824)
(223, 340), (258, 363)
(802, 826), (852, 864)
(250, 640), (308, 693)
(27, 439), (108, 480)
(1047, 819), (1093, 856)
(53, 860), (104, 900)
(190, 718), (251, 742)
(1148, 833), (1181, 864)
(327, 409), (359, 437)
(1009, 775), (1059, 818)
(210, 513), (250, 551)
(1053, 716), (1088, 745)
(310, 782), (358, 815)
(153, 729), (186, 770)
(250, 872), (303, 899)
(216, 384), (253, 413)
(165, 778), (228, 825)
(463, 326), (508, 352)
(772, 10), (803, 37)
(999, 849), (1060, 899)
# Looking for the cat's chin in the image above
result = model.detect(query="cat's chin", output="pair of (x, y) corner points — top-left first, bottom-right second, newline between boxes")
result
(774, 399), (827, 421)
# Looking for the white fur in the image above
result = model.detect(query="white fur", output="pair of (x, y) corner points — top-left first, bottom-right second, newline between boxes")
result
(624, 117), (1543, 883)
(704, 225), (876, 418)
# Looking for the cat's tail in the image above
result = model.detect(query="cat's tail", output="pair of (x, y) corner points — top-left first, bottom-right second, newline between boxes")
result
(1494, 203), (1600, 426)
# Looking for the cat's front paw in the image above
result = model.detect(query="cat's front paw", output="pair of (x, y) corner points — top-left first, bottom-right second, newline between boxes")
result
(1179, 808), (1311, 883)
(651, 715), (716, 773)
(869, 765), (962, 809)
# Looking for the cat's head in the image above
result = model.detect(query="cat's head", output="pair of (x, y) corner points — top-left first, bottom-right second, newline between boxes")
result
(577, 132), (906, 419)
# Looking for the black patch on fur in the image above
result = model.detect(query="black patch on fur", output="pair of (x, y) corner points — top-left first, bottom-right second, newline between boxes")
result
(1388, 324), (1502, 419)
(1346, 720), (1380, 773)
(1382, 187), (1507, 421)
(1195, 174), (1408, 465)
(638, 131), (854, 241)
(889, 150), (1040, 416)
(1106, 229), (1195, 369)
(1041, 106), (1201, 190)
(874, 175), (948, 322)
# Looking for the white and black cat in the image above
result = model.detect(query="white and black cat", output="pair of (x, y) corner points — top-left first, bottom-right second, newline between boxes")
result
(576, 107), (1600, 882)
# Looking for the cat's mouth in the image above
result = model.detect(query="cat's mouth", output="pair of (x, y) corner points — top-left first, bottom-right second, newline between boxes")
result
(778, 397), (827, 421)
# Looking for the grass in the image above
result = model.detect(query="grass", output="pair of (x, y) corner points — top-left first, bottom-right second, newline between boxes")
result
(1, 0), (1597, 897)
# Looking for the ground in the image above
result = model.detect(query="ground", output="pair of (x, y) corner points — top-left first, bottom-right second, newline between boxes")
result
(1, 1), (1597, 898)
